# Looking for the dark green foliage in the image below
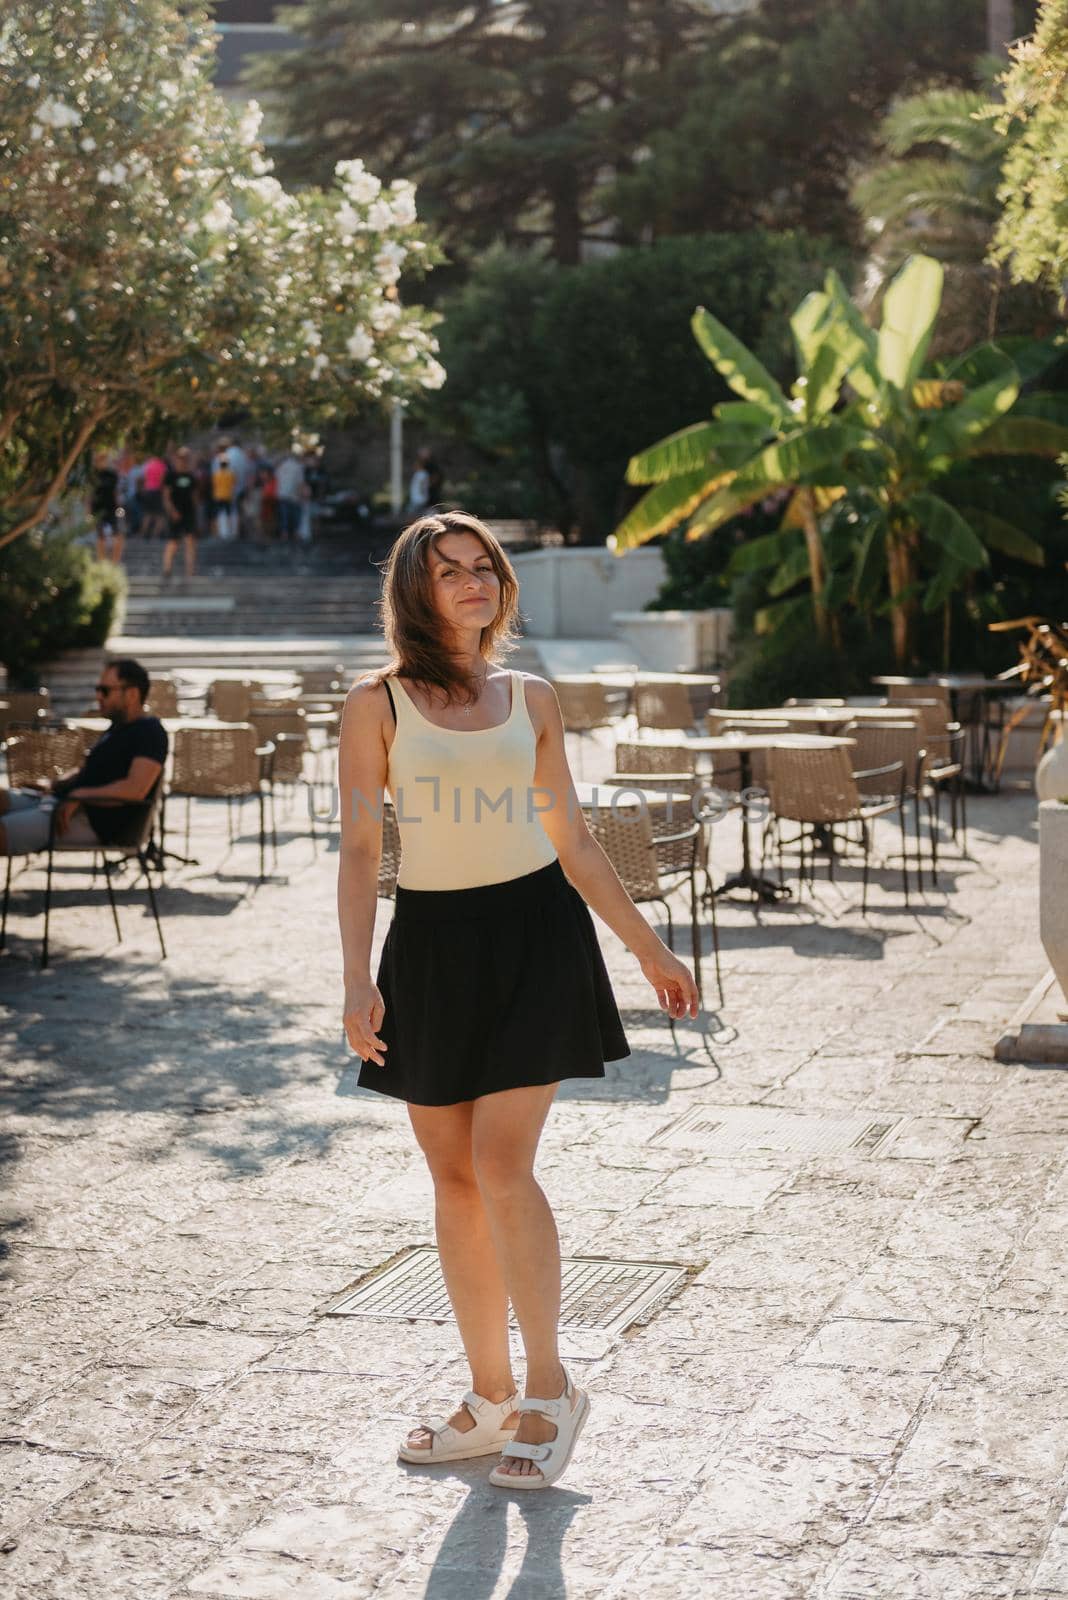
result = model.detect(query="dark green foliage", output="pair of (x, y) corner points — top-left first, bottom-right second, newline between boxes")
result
(0, 523), (126, 684)
(431, 232), (848, 538)
(256, 0), (717, 264)
(610, 0), (1034, 248)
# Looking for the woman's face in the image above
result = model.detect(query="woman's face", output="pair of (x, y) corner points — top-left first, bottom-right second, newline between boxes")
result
(428, 531), (500, 632)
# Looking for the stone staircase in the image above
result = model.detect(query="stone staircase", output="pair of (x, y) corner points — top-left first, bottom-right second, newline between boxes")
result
(37, 535), (547, 714)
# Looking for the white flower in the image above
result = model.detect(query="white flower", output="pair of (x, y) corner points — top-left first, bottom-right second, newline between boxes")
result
(202, 197), (234, 233)
(80, 136), (96, 153)
(374, 241), (407, 285)
(389, 180), (417, 226)
(370, 299), (402, 331)
(238, 99), (263, 146)
(335, 200), (360, 239)
(61, 308), (77, 323)
(310, 351), (330, 379)
(367, 197), (394, 232)
(34, 96), (81, 130)
(97, 162), (128, 185)
(346, 326), (374, 361)
(420, 359), (446, 390)
(301, 319), (322, 348)
(159, 80), (179, 103)
(335, 157), (381, 205)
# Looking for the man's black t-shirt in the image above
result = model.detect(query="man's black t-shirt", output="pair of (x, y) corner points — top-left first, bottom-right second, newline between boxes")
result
(165, 467), (197, 529)
(61, 716), (169, 846)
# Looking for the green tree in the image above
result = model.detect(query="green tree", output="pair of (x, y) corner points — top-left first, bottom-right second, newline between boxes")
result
(0, 0), (442, 550)
(252, 0), (718, 264)
(611, 0), (1032, 247)
(991, 0), (1068, 295)
(616, 254), (1068, 667)
(432, 233), (845, 538)
(852, 82), (1055, 352)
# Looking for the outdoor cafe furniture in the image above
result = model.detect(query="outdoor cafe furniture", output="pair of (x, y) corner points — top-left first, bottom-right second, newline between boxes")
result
(145, 676), (180, 719)
(207, 678), (263, 723)
(575, 779), (718, 1006)
(3, 725), (92, 788)
(873, 673), (1018, 790)
(846, 718), (932, 887)
(639, 730), (858, 904)
(300, 665), (347, 696)
(762, 741), (911, 912)
(707, 704), (911, 736)
(551, 679), (629, 774)
(0, 688), (51, 739)
(167, 723), (275, 880)
(1, 778), (166, 969)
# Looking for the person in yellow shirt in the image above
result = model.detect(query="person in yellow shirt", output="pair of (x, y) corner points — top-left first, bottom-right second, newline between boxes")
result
(210, 448), (237, 540)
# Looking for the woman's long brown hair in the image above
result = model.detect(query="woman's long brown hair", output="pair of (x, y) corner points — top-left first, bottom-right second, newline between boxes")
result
(377, 511), (521, 706)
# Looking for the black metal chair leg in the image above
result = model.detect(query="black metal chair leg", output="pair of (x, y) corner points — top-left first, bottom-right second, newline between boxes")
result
(861, 821), (871, 914)
(258, 789), (266, 882)
(42, 842), (55, 968)
(101, 856), (122, 943)
(689, 865), (703, 1006)
(1, 853), (12, 951)
(138, 851), (166, 959)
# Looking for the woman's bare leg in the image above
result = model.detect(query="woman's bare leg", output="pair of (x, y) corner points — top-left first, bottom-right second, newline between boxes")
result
(405, 1100), (518, 1450)
(471, 1083), (572, 1480)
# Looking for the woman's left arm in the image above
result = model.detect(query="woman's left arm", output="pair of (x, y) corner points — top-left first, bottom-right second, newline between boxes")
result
(526, 678), (699, 1019)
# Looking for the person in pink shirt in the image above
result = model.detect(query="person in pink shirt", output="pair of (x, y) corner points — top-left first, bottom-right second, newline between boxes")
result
(140, 453), (168, 542)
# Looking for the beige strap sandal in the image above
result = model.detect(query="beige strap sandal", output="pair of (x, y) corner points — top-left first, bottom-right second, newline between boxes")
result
(488, 1368), (590, 1489)
(397, 1389), (519, 1464)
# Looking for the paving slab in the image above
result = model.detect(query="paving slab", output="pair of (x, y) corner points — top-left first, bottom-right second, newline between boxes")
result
(1, 776), (1065, 1596)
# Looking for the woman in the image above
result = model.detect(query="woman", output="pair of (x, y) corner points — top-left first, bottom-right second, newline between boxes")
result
(338, 511), (699, 1489)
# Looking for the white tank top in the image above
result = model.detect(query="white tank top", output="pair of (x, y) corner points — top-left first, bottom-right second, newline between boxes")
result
(385, 670), (559, 891)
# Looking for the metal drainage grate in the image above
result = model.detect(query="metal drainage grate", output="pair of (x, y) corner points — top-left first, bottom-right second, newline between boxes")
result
(649, 1104), (902, 1157)
(326, 1247), (688, 1335)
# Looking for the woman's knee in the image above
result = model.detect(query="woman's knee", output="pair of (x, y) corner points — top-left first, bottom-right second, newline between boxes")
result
(471, 1138), (537, 1201)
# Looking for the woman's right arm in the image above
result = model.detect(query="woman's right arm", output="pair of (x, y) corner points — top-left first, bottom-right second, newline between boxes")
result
(337, 680), (391, 1065)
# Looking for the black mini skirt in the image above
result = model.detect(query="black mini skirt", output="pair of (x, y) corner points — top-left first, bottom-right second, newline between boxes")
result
(357, 859), (630, 1106)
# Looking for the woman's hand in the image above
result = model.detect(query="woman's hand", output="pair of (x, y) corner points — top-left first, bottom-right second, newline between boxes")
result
(343, 978), (387, 1064)
(638, 946), (700, 1020)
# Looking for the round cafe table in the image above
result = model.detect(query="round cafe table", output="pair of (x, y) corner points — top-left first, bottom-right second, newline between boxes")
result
(639, 731), (857, 902)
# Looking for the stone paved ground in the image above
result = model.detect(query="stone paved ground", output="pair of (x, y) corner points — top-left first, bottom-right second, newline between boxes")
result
(1, 744), (1066, 1599)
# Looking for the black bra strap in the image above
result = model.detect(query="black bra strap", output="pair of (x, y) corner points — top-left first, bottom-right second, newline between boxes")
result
(382, 678), (397, 726)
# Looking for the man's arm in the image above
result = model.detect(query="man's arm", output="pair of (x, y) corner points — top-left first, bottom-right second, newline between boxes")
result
(68, 756), (163, 805)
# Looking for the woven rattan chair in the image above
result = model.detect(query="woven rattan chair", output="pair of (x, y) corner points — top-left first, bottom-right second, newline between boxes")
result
(145, 676), (179, 718)
(763, 742), (910, 911)
(167, 723), (274, 879)
(705, 718), (791, 792)
(881, 695), (966, 854)
(1, 780), (166, 968)
(614, 739), (698, 777)
(632, 679), (697, 735)
(379, 801), (402, 898)
(0, 689), (51, 739)
(300, 666), (346, 695)
(586, 795), (717, 1005)
(207, 679), (263, 723)
(845, 719), (932, 886)
(552, 681), (628, 775)
(3, 726), (91, 789)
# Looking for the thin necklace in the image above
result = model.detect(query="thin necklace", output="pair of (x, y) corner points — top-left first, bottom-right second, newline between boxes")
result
(461, 666), (489, 715)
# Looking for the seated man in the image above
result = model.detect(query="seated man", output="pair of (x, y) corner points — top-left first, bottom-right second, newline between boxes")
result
(0, 658), (168, 856)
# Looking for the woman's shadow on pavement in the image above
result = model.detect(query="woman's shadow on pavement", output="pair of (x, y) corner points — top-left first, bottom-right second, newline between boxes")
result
(407, 1462), (592, 1599)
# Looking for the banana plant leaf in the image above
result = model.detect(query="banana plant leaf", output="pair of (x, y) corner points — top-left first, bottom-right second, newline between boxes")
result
(925, 369), (1021, 453)
(714, 399), (778, 428)
(725, 527), (803, 577)
(728, 421), (864, 496)
(923, 555), (971, 612)
(942, 341), (1018, 388)
(625, 420), (758, 485)
(822, 271), (881, 400)
(790, 291), (853, 420)
(878, 254), (944, 392)
(691, 306), (792, 423)
(613, 466), (734, 548)
(908, 492), (988, 570)
(955, 507), (1045, 565)
(967, 416), (1068, 457)
(767, 541), (813, 597)
(754, 594), (812, 635)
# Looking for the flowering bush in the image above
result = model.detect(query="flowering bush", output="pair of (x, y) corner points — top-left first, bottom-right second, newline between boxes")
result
(0, 0), (443, 548)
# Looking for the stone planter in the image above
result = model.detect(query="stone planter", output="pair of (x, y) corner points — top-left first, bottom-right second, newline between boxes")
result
(1040, 799), (1068, 1005)
(611, 608), (732, 673)
(1036, 710), (1068, 802)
